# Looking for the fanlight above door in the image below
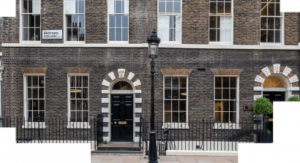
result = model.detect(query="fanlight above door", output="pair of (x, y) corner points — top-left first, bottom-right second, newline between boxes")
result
(112, 81), (133, 90)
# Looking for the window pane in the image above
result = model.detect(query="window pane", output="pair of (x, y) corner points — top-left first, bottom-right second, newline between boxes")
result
(27, 76), (32, 87)
(165, 112), (171, 122)
(79, 15), (85, 27)
(230, 89), (236, 99)
(23, 28), (29, 40)
(109, 28), (115, 41)
(180, 89), (186, 99)
(78, 0), (85, 13)
(159, 2), (165, 13)
(210, 29), (216, 41)
(33, 76), (38, 87)
(29, 28), (35, 40)
(27, 88), (32, 98)
(83, 100), (88, 110)
(116, 1), (122, 13)
(230, 112), (236, 123)
(172, 88), (178, 99)
(70, 88), (75, 98)
(179, 77), (186, 87)
(180, 101), (186, 111)
(165, 77), (171, 87)
(71, 111), (76, 121)
(215, 89), (221, 99)
(217, 2), (224, 14)
(124, 0), (129, 14)
(268, 3), (275, 16)
(35, 15), (40, 27)
(28, 111), (33, 122)
(223, 112), (229, 123)
(72, 28), (78, 41)
(223, 77), (229, 87)
(230, 77), (236, 87)
(35, 28), (40, 41)
(215, 101), (221, 111)
(67, 28), (72, 41)
(82, 88), (88, 98)
(261, 3), (267, 15)
(70, 76), (75, 87)
(109, 1), (114, 14)
(261, 30), (267, 42)
(165, 88), (171, 99)
(172, 101), (178, 111)
(71, 100), (76, 110)
(215, 77), (221, 87)
(223, 101), (229, 111)
(33, 88), (38, 98)
(28, 100), (33, 110)
(180, 112), (186, 122)
(72, 15), (78, 27)
(79, 28), (85, 41)
(210, 16), (217, 28)
(165, 101), (171, 111)
(223, 89), (229, 99)
(169, 29), (175, 41)
(23, 15), (29, 27)
(230, 101), (236, 111)
(275, 3), (280, 16)
(76, 88), (82, 98)
(122, 28), (128, 41)
(39, 100), (44, 111)
(77, 100), (82, 110)
(115, 15), (121, 27)
(172, 112), (178, 122)
(23, 0), (28, 13)
(83, 111), (88, 121)
(210, 2), (216, 14)
(77, 111), (82, 122)
(268, 17), (274, 29)
(174, 2), (181, 13)
(65, 0), (76, 13)
(217, 29), (220, 41)
(275, 30), (281, 43)
(39, 88), (44, 98)
(275, 18), (280, 29)
(268, 30), (274, 42)
(116, 28), (122, 41)
(33, 111), (39, 121)
(261, 17), (267, 29)
(166, 2), (173, 13)
(83, 76), (88, 87)
(215, 112), (221, 123)
(172, 77), (179, 88)
(225, 2), (231, 14)
(29, 0), (33, 13)
(122, 15), (128, 27)
(32, 0), (40, 14)
(33, 100), (38, 110)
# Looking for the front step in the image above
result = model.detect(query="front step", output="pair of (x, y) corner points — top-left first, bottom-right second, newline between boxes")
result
(91, 150), (143, 156)
(95, 142), (143, 155)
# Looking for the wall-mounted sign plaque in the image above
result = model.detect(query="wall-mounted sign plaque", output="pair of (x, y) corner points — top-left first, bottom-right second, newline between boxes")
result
(119, 121), (127, 125)
(42, 30), (62, 39)
(244, 105), (253, 111)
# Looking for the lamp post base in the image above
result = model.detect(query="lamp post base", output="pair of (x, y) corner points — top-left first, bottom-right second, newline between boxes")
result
(148, 130), (158, 163)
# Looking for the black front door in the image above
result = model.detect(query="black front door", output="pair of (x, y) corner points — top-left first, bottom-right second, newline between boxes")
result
(263, 92), (285, 136)
(111, 94), (133, 141)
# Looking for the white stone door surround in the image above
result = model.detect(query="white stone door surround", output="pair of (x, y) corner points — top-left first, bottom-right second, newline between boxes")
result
(253, 64), (299, 101)
(101, 68), (142, 142)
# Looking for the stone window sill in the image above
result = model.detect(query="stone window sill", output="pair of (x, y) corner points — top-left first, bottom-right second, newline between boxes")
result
(67, 122), (91, 129)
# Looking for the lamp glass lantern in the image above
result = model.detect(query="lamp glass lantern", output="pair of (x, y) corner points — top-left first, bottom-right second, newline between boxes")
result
(147, 28), (160, 59)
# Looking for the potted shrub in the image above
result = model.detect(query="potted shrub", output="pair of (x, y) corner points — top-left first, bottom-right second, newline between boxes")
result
(257, 130), (272, 143)
(287, 95), (300, 101)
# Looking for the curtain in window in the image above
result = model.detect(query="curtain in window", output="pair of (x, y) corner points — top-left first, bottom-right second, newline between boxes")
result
(32, 0), (40, 14)
(220, 17), (231, 42)
(65, 0), (76, 14)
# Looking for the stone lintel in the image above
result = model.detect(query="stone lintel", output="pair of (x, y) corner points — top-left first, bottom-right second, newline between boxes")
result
(161, 69), (193, 75)
(65, 67), (92, 74)
(211, 69), (243, 75)
(21, 67), (47, 74)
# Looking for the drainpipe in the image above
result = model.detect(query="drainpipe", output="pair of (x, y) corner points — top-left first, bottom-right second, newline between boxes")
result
(0, 61), (3, 127)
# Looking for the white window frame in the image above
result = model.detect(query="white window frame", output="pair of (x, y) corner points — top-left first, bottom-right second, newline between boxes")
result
(63, 0), (86, 44)
(208, 0), (234, 45)
(19, 0), (41, 44)
(260, 1), (284, 45)
(213, 75), (240, 129)
(162, 75), (189, 129)
(67, 73), (90, 128)
(107, 0), (129, 44)
(157, 0), (182, 44)
(23, 73), (46, 128)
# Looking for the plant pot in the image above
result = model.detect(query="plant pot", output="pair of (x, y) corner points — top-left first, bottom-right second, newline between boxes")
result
(257, 132), (272, 143)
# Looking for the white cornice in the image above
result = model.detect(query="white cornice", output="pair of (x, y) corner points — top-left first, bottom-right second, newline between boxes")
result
(1, 43), (300, 50)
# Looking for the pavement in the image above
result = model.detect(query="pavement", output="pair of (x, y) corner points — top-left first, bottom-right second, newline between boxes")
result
(91, 155), (238, 163)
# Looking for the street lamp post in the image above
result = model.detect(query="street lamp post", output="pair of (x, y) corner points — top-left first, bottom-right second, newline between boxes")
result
(147, 28), (160, 163)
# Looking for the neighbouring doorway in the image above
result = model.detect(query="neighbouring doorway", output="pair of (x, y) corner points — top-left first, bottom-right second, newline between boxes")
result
(111, 94), (133, 142)
(263, 92), (285, 136)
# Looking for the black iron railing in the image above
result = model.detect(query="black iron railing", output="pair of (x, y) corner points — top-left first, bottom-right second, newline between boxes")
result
(141, 116), (273, 156)
(0, 115), (104, 150)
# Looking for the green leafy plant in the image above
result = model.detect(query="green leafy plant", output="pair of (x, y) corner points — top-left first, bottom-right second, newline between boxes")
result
(253, 97), (273, 115)
(267, 130), (271, 134)
(98, 140), (107, 146)
(287, 95), (300, 101)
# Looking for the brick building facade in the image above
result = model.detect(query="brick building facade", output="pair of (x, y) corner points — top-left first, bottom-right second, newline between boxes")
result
(0, 0), (300, 142)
